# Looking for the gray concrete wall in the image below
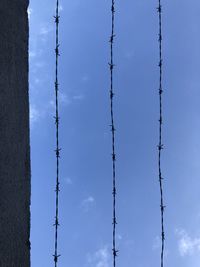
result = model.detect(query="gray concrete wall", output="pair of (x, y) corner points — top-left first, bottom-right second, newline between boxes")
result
(0, 0), (30, 266)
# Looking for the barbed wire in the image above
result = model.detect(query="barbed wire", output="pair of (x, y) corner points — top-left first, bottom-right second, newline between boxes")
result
(109, 1), (118, 267)
(53, 1), (61, 266)
(157, 1), (165, 267)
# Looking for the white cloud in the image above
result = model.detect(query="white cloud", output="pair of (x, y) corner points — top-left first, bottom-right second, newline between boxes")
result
(152, 236), (169, 258)
(81, 75), (89, 83)
(29, 92), (70, 127)
(58, 5), (64, 12)
(87, 246), (111, 267)
(73, 94), (84, 100)
(34, 62), (46, 68)
(81, 196), (95, 212)
(124, 50), (135, 59)
(27, 7), (33, 19)
(48, 92), (71, 112)
(117, 234), (122, 241)
(60, 92), (71, 105)
(29, 51), (36, 59)
(39, 25), (52, 36)
(34, 78), (41, 84)
(152, 236), (161, 250)
(38, 25), (53, 43)
(176, 229), (200, 257)
(29, 100), (58, 126)
(30, 105), (40, 125)
(64, 177), (72, 185)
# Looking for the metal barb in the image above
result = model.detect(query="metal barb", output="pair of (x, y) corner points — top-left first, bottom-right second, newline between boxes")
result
(55, 148), (61, 158)
(53, 254), (61, 264)
(112, 187), (117, 195)
(54, 217), (60, 227)
(109, 62), (115, 70)
(157, 1), (166, 267)
(55, 45), (60, 57)
(110, 34), (116, 43)
(110, 90), (114, 99)
(54, 116), (60, 125)
(112, 249), (119, 257)
(54, 15), (60, 24)
(109, 1), (118, 267)
(53, 1), (61, 267)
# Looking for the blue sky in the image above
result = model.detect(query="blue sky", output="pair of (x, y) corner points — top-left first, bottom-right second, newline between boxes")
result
(29, 1), (200, 266)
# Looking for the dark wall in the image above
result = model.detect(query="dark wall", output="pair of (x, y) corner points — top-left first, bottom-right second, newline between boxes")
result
(0, 0), (30, 266)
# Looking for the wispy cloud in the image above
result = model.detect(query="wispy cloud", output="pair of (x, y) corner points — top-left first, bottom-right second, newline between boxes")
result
(60, 92), (71, 105)
(39, 25), (53, 36)
(81, 196), (95, 212)
(29, 101), (53, 127)
(152, 235), (169, 258)
(152, 236), (161, 250)
(64, 177), (73, 185)
(49, 92), (71, 111)
(27, 7), (33, 20)
(29, 4), (84, 130)
(176, 229), (200, 256)
(87, 246), (111, 267)
(73, 94), (84, 101)
(29, 51), (37, 59)
(30, 105), (40, 126)
(30, 91), (71, 127)
(124, 49), (135, 59)
(58, 5), (64, 12)
(81, 75), (89, 83)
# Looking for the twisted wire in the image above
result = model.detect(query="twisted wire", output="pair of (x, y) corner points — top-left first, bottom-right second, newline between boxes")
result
(109, 1), (118, 267)
(53, 1), (61, 266)
(157, 1), (165, 267)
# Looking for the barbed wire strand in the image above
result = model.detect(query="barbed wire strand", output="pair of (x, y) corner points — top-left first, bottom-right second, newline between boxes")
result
(53, 1), (61, 266)
(157, 1), (165, 267)
(109, 1), (118, 267)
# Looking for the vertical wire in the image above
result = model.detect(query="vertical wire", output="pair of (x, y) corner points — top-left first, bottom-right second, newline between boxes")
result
(53, 1), (61, 266)
(157, 1), (165, 267)
(109, 1), (118, 267)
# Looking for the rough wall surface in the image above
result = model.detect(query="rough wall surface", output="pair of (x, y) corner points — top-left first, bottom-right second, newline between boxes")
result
(0, 0), (30, 266)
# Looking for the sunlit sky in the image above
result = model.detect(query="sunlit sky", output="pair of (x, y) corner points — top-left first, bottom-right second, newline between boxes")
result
(29, 1), (200, 266)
